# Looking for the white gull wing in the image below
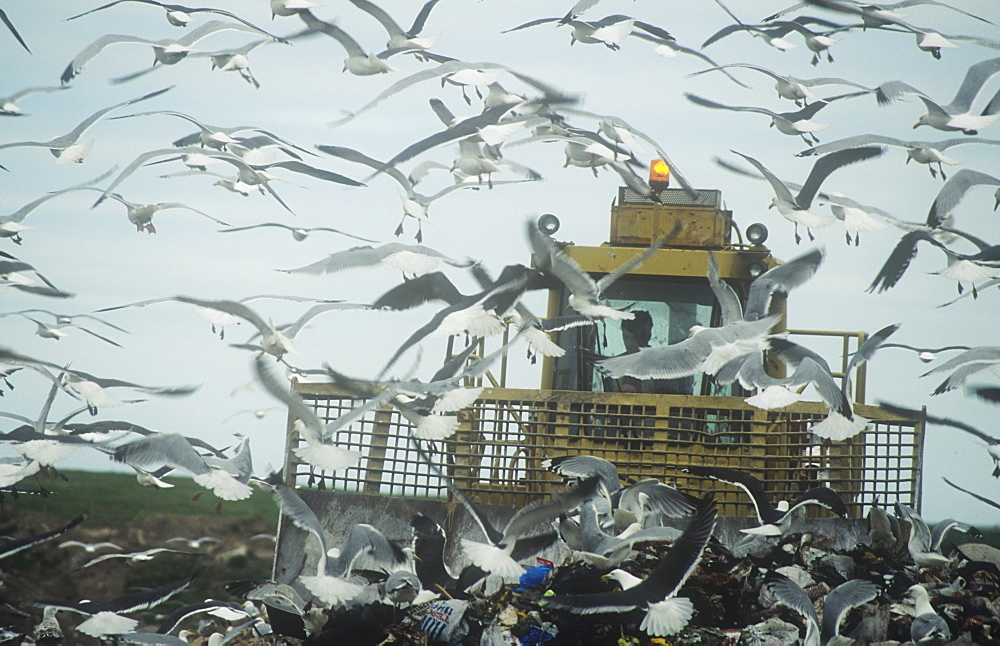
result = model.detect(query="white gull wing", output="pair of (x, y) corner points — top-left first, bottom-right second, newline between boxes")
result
(744, 247), (824, 321)
(253, 358), (361, 472)
(764, 573), (820, 646)
(921, 346), (1000, 394)
(707, 251), (743, 324)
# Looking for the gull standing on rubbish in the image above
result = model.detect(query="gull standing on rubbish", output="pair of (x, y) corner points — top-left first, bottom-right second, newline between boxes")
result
(543, 496), (717, 637)
(685, 465), (847, 536)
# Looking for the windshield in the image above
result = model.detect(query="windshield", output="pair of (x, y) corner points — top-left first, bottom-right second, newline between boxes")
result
(550, 275), (740, 396)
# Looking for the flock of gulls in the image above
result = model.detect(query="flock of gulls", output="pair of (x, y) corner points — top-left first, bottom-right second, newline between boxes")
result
(1, 0), (999, 644)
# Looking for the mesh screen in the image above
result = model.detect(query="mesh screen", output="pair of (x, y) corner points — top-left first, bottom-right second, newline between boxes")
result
(288, 387), (922, 517)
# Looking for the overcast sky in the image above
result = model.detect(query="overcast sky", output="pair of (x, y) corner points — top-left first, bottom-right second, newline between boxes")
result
(1, 0), (998, 522)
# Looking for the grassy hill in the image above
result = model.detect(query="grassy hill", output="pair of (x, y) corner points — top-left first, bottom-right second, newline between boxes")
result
(1, 468), (279, 525)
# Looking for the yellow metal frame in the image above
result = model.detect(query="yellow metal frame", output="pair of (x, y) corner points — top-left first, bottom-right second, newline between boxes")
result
(286, 383), (925, 518)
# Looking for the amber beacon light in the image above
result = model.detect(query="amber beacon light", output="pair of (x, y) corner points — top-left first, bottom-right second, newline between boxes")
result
(648, 158), (670, 192)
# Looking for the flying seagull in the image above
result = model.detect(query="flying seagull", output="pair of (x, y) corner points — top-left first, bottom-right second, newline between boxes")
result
(60, 20), (282, 84)
(346, 0), (443, 51)
(66, 0), (287, 40)
(796, 134), (1000, 180)
(0, 85), (67, 116)
(283, 240), (474, 277)
(0, 8), (29, 52)
(218, 222), (376, 243)
(529, 219), (679, 319)
(732, 147), (883, 243)
(0, 87), (171, 165)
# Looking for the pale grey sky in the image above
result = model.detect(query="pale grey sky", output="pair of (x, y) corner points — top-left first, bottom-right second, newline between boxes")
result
(1, 0), (998, 522)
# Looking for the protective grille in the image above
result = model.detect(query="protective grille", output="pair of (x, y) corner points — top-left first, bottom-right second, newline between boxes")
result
(619, 186), (721, 208)
(287, 386), (923, 517)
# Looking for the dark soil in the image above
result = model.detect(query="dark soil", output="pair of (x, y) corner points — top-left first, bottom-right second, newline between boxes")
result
(0, 508), (278, 643)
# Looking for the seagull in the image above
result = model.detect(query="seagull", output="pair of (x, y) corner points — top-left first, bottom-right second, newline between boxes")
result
(910, 56), (1000, 135)
(95, 293), (344, 340)
(13, 313), (123, 348)
(598, 314), (780, 383)
(822, 579), (881, 644)
(716, 155), (891, 245)
(253, 357), (362, 472)
(66, 1), (287, 40)
(565, 499), (683, 568)
(171, 296), (368, 361)
(689, 63), (909, 106)
(78, 188), (229, 233)
(730, 337), (854, 421)
(113, 432), (255, 500)
(113, 109), (314, 157)
(685, 465), (847, 536)
(686, 91), (863, 146)
(769, 0), (998, 28)
(920, 346), (1000, 395)
(269, 477), (409, 606)
(154, 600), (252, 636)
(60, 20), (283, 84)
(894, 502), (977, 569)
(732, 147), (883, 243)
(283, 240), (474, 277)
(75, 546), (195, 570)
(316, 143), (531, 240)
(455, 474), (600, 582)
(0, 346), (199, 412)
(24, 576), (193, 638)
(219, 222), (376, 243)
(374, 265), (547, 378)
(942, 477), (1000, 511)
(905, 584), (951, 643)
(59, 540), (123, 554)
(164, 535), (220, 549)
(297, 9), (399, 75)
(744, 248), (826, 322)
(0, 514), (87, 561)
(0, 87), (171, 165)
(0, 167), (117, 243)
(876, 342), (971, 362)
(799, 0), (1000, 58)
(0, 85), (67, 116)
(187, 36), (279, 88)
(878, 402), (999, 476)
(841, 322), (901, 394)
(762, 572), (821, 645)
(0, 251), (73, 298)
(868, 169), (1000, 293)
(92, 147), (296, 213)
(0, 8), (29, 52)
(529, 219), (678, 319)
(796, 134), (1000, 180)
(346, 0), (442, 51)
(543, 496), (716, 637)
